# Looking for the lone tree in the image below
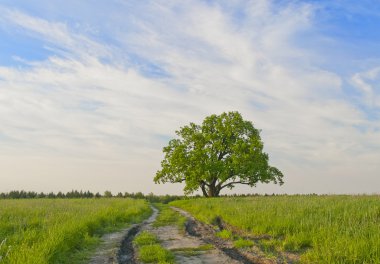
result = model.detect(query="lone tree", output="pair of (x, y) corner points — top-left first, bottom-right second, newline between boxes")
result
(154, 111), (283, 197)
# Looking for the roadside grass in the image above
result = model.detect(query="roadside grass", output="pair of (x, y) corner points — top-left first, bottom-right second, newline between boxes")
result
(259, 239), (278, 253)
(138, 244), (174, 263)
(153, 204), (186, 230)
(216, 229), (233, 240)
(68, 234), (101, 263)
(0, 198), (151, 264)
(171, 244), (214, 256)
(133, 231), (174, 263)
(133, 231), (159, 246)
(233, 238), (254, 249)
(171, 195), (380, 263)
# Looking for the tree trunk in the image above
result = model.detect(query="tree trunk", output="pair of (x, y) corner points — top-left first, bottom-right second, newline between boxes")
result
(207, 184), (220, 197)
(200, 182), (209, 197)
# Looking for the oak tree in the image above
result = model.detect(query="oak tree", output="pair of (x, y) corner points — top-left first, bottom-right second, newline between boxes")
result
(154, 111), (283, 197)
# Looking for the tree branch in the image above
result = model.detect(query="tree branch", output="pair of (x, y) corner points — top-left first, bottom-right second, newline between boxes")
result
(200, 180), (210, 187)
(210, 177), (217, 186)
(217, 151), (227, 161)
(216, 171), (236, 189)
(217, 137), (229, 161)
(172, 178), (186, 183)
(220, 181), (252, 189)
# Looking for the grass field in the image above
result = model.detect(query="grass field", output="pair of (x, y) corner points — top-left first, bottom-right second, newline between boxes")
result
(171, 195), (380, 263)
(0, 198), (151, 264)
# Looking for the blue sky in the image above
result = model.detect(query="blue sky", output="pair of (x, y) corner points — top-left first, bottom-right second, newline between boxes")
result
(0, 0), (379, 194)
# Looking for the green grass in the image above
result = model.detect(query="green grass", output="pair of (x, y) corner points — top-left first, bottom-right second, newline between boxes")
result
(133, 231), (159, 246)
(233, 238), (254, 248)
(172, 244), (213, 252)
(133, 231), (174, 263)
(153, 204), (186, 230)
(171, 244), (213, 256)
(216, 229), (233, 239)
(0, 198), (151, 264)
(171, 195), (380, 263)
(138, 244), (174, 263)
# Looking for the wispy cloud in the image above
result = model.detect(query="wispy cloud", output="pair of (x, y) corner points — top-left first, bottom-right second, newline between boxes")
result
(352, 67), (380, 108)
(0, 1), (379, 194)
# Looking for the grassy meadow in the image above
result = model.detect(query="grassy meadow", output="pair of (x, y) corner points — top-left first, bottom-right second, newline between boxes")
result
(171, 195), (380, 263)
(0, 198), (151, 264)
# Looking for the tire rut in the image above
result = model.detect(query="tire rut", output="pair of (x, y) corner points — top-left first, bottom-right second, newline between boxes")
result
(173, 207), (253, 264)
(88, 206), (158, 264)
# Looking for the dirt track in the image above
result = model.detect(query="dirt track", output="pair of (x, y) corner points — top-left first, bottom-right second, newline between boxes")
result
(140, 207), (242, 264)
(88, 206), (158, 264)
(89, 205), (262, 264)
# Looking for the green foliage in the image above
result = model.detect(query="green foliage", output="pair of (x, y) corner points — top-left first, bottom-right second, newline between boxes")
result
(0, 198), (150, 264)
(155, 111), (283, 197)
(0, 190), (98, 199)
(171, 195), (380, 263)
(133, 231), (159, 247)
(103, 191), (113, 198)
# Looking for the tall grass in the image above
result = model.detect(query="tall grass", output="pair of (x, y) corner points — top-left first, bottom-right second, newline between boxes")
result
(0, 198), (151, 264)
(171, 195), (380, 263)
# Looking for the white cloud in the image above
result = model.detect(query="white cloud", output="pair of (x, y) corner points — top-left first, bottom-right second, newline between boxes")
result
(0, 1), (379, 194)
(351, 67), (380, 108)
(7, 9), (109, 58)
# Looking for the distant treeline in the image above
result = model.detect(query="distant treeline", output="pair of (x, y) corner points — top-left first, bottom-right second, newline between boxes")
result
(0, 190), (325, 202)
(0, 190), (184, 203)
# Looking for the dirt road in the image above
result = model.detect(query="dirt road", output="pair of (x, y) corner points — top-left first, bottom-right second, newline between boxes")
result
(88, 207), (158, 264)
(89, 205), (252, 263)
(141, 207), (243, 264)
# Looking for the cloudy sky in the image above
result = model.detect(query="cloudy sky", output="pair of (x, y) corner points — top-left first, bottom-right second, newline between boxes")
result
(0, 0), (379, 195)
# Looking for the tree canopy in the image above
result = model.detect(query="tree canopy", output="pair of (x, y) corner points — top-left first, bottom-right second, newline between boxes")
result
(154, 111), (283, 197)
